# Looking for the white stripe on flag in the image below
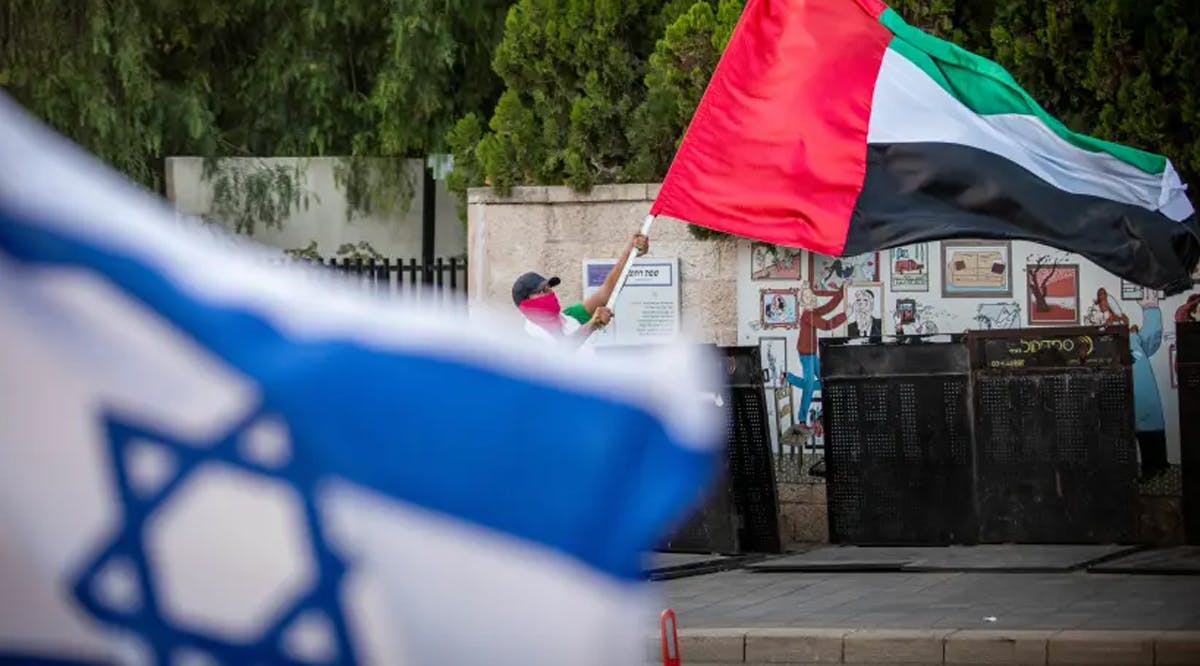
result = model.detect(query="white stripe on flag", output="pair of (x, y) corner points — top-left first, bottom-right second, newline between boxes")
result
(0, 90), (724, 666)
(0, 94), (721, 451)
(867, 48), (1194, 221)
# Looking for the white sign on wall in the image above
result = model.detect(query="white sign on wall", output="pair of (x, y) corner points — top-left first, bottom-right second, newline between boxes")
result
(582, 257), (681, 347)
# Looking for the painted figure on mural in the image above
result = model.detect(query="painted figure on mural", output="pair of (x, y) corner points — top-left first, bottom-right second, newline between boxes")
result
(786, 282), (846, 434)
(847, 288), (883, 339)
(1086, 288), (1167, 479)
(1088, 287), (1129, 327)
(1177, 293), (1200, 323)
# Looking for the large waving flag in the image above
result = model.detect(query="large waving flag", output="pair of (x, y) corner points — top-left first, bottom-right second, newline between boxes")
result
(651, 0), (1200, 294)
(0, 94), (723, 665)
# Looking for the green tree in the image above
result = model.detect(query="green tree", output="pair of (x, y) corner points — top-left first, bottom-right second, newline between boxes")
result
(447, 0), (698, 195)
(623, 0), (744, 239)
(625, 0), (743, 184)
(452, 0), (1197, 220)
(875, 0), (1200, 193)
(0, 0), (512, 233)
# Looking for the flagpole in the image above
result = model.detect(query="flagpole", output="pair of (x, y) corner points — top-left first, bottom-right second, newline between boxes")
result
(605, 214), (656, 311)
(580, 214), (655, 349)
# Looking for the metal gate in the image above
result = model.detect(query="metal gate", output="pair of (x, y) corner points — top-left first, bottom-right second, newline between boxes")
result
(1178, 322), (1200, 545)
(967, 328), (1137, 543)
(821, 337), (975, 544)
(820, 328), (1138, 545)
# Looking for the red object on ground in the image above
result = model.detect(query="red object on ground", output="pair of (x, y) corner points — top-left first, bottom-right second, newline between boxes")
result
(660, 608), (681, 666)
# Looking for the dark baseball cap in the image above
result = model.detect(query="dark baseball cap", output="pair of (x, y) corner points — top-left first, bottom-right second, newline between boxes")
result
(511, 271), (561, 306)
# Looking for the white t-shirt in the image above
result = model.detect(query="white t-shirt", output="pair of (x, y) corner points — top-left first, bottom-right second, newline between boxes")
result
(522, 314), (598, 355)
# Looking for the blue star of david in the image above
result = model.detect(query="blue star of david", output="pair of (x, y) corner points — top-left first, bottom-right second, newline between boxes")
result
(70, 408), (358, 665)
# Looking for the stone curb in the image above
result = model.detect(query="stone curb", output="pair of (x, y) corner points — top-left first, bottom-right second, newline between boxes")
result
(645, 628), (1200, 665)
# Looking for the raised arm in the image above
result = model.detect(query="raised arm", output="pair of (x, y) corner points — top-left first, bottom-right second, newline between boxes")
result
(581, 233), (649, 315)
(814, 312), (847, 331)
(814, 287), (845, 316)
(1138, 302), (1163, 357)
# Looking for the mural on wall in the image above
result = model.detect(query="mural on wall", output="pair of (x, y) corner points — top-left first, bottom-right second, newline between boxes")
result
(1131, 292), (1169, 480)
(1086, 289), (1168, 479)
(972, 301), (1022, 330)
(1083, 287), (1128, 327)
(890, 244), (929, 292)
(739, 241), (1200, 468)
(942, 241), (1012, 297)
(845, 284), (884, 338)
(894, 298), (948, 335)
(751, 243), (803, 280)
(1121, 279), (1145, 301)
(761, 336), (788, 385)
(760, 288), (799, 329)
(1177, 294), (1200, 322)
(785, 283), (846, 436)
(809, 252), (879, 294)
(1027, 259), (1080, 325)
(804, 399), (825, 452)
(759, 337), (795, 454)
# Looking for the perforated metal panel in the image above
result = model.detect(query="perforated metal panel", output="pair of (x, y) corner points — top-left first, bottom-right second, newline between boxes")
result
(660, 470), (738, 554)
(1178, 322), (1200, 545)
(968, 328), (1137, 544)
(724, 346), (783, 553)
(821, 337), (975, 545)
(596, 345), (740, 554)
(645, 345), (781, 554)
(821, 330), (1138, 546)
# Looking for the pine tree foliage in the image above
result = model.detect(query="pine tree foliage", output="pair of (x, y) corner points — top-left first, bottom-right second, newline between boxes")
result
(450, 0), (1198, 232)
(3, 1), (1195, 237)
(0, 0), (509, 234)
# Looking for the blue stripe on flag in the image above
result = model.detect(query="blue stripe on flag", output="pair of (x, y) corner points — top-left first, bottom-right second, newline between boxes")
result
(0, 210), (719, 582)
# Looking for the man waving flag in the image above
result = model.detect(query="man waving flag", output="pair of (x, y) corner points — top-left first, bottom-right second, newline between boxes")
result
(0, 93), (724, 665)
(651, 0), (1199, 294)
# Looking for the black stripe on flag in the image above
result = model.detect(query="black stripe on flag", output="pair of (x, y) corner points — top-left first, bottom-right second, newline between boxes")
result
(845, 142), (1200, 295)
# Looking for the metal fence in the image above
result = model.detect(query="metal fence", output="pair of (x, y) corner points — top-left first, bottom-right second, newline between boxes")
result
(277, 256), (468, 299)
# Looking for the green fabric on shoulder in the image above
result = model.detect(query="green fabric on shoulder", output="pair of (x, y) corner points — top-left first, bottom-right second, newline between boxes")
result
(562, 302), (590, 325)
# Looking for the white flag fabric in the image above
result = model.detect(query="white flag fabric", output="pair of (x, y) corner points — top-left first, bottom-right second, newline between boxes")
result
(0, 94), (724, 665)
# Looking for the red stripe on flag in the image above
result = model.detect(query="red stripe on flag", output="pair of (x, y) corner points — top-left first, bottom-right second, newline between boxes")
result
(650, 0), (892, 256)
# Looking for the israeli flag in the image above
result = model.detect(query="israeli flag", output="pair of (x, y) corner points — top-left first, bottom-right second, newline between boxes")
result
(0, 95), (724, 665)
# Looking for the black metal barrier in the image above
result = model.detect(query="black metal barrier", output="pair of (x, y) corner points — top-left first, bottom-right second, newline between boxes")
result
(820, 327), (1137, 545)
(721, 346), (783, 553)
(597, 345), (782, 555)
(967, 328), (1136, 543)
(1178, 322), (1200, 545)
(821, 336), (975, 545)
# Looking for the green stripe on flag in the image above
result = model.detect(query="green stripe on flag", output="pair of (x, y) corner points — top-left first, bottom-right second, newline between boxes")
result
(879, 8), (1166, 175)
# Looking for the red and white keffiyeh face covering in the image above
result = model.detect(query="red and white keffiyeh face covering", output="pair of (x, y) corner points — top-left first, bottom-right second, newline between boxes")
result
(518, 292), (563, 335)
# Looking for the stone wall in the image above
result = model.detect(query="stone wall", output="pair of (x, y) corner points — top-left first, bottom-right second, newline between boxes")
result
(166, 156), (465, 259)
(466, 184), (738, 345)
(467, 182), (824, 547)
(776, 479), (829, 544)
(466, 182), (1181, 549)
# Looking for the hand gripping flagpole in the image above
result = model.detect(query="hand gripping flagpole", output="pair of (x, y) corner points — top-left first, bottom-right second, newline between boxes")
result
(606, 214), (656, 312)
(580, 214), (655, 349)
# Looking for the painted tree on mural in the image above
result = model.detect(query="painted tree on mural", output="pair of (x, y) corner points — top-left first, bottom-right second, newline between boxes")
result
(1025, 253), (1070, 315)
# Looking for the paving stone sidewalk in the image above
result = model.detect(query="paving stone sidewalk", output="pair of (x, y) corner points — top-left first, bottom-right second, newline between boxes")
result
(661, 570), (1200, 631)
